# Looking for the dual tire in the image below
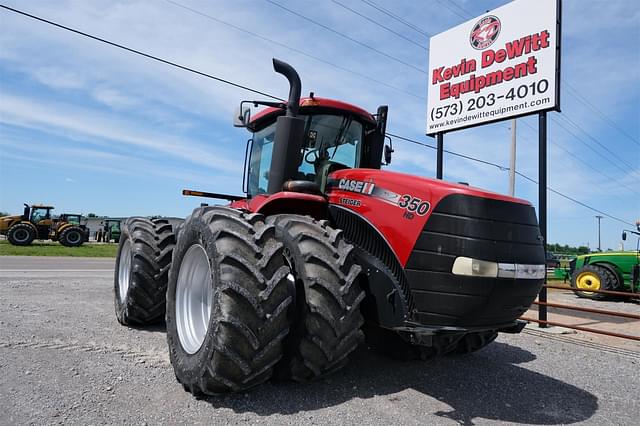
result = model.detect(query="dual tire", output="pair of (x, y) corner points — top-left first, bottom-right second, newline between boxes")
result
(114, 217), (176, 325)
(114, 209), (365, 394)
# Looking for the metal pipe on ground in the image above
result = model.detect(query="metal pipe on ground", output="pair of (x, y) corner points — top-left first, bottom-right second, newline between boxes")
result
(520, 317), (640, 341)
(532, 300), (640, 320)
(544, 284), (640, 298)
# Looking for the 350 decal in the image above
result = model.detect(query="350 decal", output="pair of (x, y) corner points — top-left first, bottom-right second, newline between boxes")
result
(398, 195), (430, 216)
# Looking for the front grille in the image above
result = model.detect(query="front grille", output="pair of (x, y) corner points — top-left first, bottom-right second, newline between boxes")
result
(406, 194), (544, 326)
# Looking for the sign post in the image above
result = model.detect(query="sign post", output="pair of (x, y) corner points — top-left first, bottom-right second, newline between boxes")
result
(426, 0), (562, 328)
(539, 111), (548, 327)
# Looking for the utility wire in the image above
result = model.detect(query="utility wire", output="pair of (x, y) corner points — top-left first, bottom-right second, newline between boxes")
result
(515, 172), (634, 227)
(519, 120), (640, 196)
(358, 0), (431, 38)
(390, 134), (634, 227)
(563, 84), (640, 147)
(549, 116), (636, 176)
(389, 132), (508, 170)
(1, 3), (633, 227)
(164, 0), (422, 100)
(0, 4), (283, 101)
(264, 0), (426, 74)
(560, 114), (636, 170)
(330, 0), (427, 51)
(435, 0), (469, 21)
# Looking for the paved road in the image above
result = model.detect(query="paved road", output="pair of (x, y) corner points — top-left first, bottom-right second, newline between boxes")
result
(1, 257), (638, 425)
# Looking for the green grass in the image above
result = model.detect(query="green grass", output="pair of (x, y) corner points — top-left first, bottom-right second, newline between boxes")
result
(0, 240), (118, 257)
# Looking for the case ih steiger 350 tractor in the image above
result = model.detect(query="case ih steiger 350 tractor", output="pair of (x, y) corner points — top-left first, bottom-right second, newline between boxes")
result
(114, 59), (546, 396)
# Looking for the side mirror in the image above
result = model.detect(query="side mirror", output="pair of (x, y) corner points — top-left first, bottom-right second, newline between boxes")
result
(383, 135), (393, 166)
(622, 231), (627, 241)
(384, 144), (393, 165)
(233, 105), (251, 127)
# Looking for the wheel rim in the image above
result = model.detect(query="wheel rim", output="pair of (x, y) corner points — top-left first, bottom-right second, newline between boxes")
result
(576, 271), (601, 294)
(13, 228), (30, 243)
(118, 239), (132, 303)
(66, 231), (81, 244)
(176, 244), (213, 355)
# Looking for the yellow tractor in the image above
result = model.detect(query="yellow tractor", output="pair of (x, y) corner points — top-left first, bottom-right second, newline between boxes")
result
(0, 204), (88, 247)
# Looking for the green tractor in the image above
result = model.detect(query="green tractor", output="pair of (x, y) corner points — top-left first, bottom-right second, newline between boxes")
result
(97, 219), (121, 243)
(569, 222), (640, 299)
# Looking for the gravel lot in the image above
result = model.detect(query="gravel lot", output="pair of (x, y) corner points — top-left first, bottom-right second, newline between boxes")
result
(1, 256), (638, 425)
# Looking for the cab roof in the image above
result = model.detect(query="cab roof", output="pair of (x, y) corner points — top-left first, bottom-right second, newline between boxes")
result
(30, 204), (54, 209)
(248, 96), (376, 131)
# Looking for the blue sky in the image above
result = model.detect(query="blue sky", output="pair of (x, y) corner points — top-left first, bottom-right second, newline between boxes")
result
(0, 0), (638, 251)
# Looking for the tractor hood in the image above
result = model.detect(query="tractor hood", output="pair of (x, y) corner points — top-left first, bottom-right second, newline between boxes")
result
(0, 215), (22, 232)
(326, 168), (537, 265)
(577, 251), (640, 258)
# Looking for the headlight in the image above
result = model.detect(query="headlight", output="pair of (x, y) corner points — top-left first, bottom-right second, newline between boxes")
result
(452, 257), (545, 279)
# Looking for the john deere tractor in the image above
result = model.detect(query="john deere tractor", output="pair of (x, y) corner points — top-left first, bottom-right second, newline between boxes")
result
(0, 204), (87, 247)
(114, 59), (545, 395)
(569, 221), (640, 299)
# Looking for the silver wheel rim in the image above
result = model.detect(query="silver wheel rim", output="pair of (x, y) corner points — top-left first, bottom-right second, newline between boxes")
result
(13, 228), (30, 243)
(176, 244), (213, 354)
(67, 231), (81, 244)
(118, 239), (132, 303)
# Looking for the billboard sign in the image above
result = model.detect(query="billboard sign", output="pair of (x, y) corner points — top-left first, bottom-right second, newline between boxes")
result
(426, 0), (561, 135)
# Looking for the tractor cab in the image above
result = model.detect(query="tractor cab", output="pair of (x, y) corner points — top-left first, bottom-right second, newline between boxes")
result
(234, 59), (388, 200)
(24, 204), (54, 224)
(244, 97), (386, 197)
(57, 214), (83, 226)
(24, 204), (54, 239)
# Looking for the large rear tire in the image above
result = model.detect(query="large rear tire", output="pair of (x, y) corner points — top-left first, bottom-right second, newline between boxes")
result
(58, 226), (85, 247)
(7, 223), (36, 246)
(114, 217), (176, 325)
(166, 207), (292, 395)
(268, 215), (365, 381)
(571, 265), (615, 300)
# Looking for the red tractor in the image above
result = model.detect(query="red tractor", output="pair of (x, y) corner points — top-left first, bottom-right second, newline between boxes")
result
(114, 59), (545, 395)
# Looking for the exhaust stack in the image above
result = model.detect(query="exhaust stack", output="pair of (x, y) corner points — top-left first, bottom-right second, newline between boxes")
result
(267, 58), (306, 194)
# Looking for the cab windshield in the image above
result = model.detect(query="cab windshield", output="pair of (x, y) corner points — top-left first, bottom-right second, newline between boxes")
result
(248, 114), (363, 196)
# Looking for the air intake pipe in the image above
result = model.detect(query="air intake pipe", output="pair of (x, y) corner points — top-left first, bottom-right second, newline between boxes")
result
(267, 58), (306, 194)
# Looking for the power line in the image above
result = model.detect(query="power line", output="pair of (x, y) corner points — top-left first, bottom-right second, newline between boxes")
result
(330, 0), (427, 51)
(515, 172), (634, 227)
(549, 116), (636, 176)
(389, 133), (634, 227)
(435, 0), (469, 21)
(519, 120), (640, 197)
(563, 84), (640, 147)
(0, 4), (283, 101)
(1, 3), (634, 228)
(163, 0), (422, 100)
(358, 0), (430, 38)
(560, 114), (636, 170)
(264, 0), (426, 74)
(388, 132), (508, 170)
(448, 0), (475, 17)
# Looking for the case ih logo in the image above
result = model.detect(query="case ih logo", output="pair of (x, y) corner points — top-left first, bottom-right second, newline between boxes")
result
(470, 15), (501, 50)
